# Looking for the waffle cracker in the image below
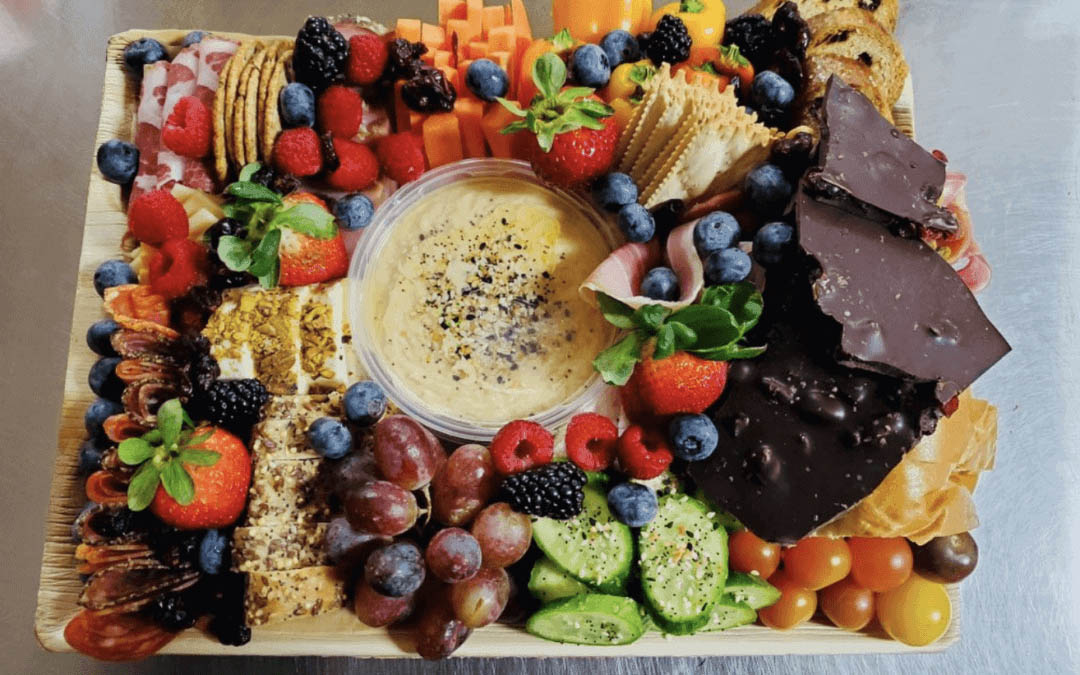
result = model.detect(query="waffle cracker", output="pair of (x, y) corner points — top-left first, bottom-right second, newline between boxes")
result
(260, 48), (291, 161)
(215, 40), (255, 181)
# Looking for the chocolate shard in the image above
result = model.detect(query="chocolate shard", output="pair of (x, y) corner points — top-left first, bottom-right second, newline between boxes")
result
(808, 76), (958, 234)
(797, 188), (1011, 403)
(690, 264), (943, 544)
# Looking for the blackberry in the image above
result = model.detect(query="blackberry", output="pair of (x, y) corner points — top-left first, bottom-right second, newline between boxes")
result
(644, 15), (692, 66)
(210, 616), (252, 646)
(147, 593), (198, 632)
(501, 462), (587, 520)
(293, 16), (348, 91)
(724, 14), (777, 71)
(200, 378), (269, 435)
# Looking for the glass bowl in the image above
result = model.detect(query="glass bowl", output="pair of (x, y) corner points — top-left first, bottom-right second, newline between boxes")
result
(348, 159), (619, 444)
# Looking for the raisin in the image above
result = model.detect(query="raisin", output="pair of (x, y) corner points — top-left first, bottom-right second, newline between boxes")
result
(401, 65), (457, 112)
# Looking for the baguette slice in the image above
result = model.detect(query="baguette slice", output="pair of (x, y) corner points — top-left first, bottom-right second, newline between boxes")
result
(799, 53), (893, 128)
(806, 8), (908, 104)
(746, 0), (898, 33)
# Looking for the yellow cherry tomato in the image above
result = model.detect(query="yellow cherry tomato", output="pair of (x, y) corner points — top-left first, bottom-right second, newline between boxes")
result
(875, 573), (952, 646)
(649, 0), (728, 47)
(610, 98), (636, 133)
(601, 60), (655, 102)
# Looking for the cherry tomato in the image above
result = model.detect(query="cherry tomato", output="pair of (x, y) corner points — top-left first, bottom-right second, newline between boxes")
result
(819, 576), (875, 631)
(759, 571), (817, 630)
(783, 537), (852, 590)
(875, 573), (952, 646)
(848, 537), (913, 592)
(729, 530), (781, 579)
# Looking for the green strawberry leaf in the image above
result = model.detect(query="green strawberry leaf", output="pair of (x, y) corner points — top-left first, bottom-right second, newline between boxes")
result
(632, 304), (671, 331)
(701, 282), (763, 335)
(533, 52), (566, 101)
(596, 293), (635, 329)
(178, 448), (221, 466)
(556, 87), (595, 104)
(496, 97), (527, 117)
(217, 236), (253, 272)
(268, 203), (337, 239)
(142, 429), (162, 444)
(227, 181), (282, 204)
(562, 107), (606, 130)
(551, 28), (574, 51)
(248, 228), (282, 278)
(238, 162), (262, 182)
(593, 330), (646, 386)
(654, 324), (676, 360)
(681, 0), (706, 12)
(126, 461), (162, 512)
(576, 99), (615, 117)
(669, 321), (698, 350)
(160, 460), (195, 505)
(157, 399), (184, 450)
(628, 64), (657, 86)
(500, 120), (530, 135)
(117, 437), (155, 465)
(182, 429), (214, 448)
(257, 257), (280, 289)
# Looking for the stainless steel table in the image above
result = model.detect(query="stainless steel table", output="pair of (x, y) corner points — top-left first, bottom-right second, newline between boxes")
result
(2, 1), (1076, 672)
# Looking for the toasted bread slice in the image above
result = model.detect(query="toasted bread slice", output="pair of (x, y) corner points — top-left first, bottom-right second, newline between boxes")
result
(799, 53), (893, 128)
(807, 8), (908, 104)
(747, 0), (898, 32)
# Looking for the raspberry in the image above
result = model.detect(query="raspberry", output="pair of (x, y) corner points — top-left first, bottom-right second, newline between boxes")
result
(128, 189), (189, 244)
(616, 425), (673, 480)
(272, 127), (323, 177)
(346, 33), (389, 85)
(490, 420), (554, 475)
(161, 96), (212, 158)
(565, 413), (618, 471)
(376, 132), (427, 184)
(317, 84), (365, 139)
(326, 138), (379, 191)
(148, 238), (209, 299)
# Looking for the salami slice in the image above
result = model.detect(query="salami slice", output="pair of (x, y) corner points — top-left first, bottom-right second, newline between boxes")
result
(64, 610), (177, 661)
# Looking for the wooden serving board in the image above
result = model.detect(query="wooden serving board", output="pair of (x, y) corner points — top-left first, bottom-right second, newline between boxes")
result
(34, 29), (948, 658)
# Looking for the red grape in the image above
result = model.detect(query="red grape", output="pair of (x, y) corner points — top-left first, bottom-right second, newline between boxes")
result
(374, 415), (447, 490)
(343, 480), (418, 536)
(353, 579), (415, 627)
(450, 567), (510, 628)
(325, 516), (390, 567)
(331, 451), (380, 499)
(431, 444), (499, 526)
(470, 502), (531, 568)
(426, 528), (482, 583)
(365, 541), (426, 597)
(415, 586), (471, 660)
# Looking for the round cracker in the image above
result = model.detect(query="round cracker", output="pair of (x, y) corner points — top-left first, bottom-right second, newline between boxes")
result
(221, 40), (256, 174)
(232, 46), (267, 169)
(261, 50), (291, 161)
(214, 41), (253, 181)
(243, 49), (270, 164)
(256, 41), (291, 131)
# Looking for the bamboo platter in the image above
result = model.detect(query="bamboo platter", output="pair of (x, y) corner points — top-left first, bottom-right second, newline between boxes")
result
(34, 28), (952, 658)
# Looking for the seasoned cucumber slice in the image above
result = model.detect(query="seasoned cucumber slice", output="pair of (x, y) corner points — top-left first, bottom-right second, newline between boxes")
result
(638, 494), (729, 634)
(531, 484), (633, 594)
(724, 571), (781, 610)
(528, 556), (591, 604)
(700, 594), (757, 632)
(527, 594), (645, 646)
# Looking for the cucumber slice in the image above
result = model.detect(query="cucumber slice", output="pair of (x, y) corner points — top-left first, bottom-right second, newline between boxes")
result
(527, 594), (645, 645)
(700, 594), (757, 632)
(638, 494), (729, 635)
(531, 484), (633, 594)
(724, 571), (781, 610)
(529, 556), (591, 604)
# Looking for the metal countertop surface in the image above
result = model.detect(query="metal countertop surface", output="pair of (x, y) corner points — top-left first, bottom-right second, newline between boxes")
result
(1, 0), (1076, 673)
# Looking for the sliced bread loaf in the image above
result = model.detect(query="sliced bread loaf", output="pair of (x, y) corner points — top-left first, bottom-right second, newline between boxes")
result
(800, 53), (893, 123)
(806, 8), (908, 104)
(746, 0), (899, 32)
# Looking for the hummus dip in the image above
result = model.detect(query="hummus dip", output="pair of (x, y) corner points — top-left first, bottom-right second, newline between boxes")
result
(361, 176), (615, 423)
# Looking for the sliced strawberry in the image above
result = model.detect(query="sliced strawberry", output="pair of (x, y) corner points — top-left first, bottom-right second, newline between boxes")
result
(277, 227), (349, 287)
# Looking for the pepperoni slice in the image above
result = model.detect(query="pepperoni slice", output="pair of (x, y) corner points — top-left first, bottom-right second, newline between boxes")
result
(63, 610), (177, 661)
(85, 471), (129, 506)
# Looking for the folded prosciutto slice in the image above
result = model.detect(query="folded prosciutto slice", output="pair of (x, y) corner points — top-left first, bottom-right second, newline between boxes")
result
(579, 222), (704, 311)
(194, 37), (237, 107)
(156, 45), (216, 194)
(938, 172), (991, 293)
(131, 61), (169, 203)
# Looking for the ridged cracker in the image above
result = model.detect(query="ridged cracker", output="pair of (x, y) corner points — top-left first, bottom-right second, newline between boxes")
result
(615, 63), (672, 173)
(243, 46), (271, 165)
(635, 86), (709, 192)
(233, 44), (269, 169)
(261, 49), (291, 162)
(627, 78), (696, 186)
(215, 40), (254, 181)
(220, 41), (256, 174)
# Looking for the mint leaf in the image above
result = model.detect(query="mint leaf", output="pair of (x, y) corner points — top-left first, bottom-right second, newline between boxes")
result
(655, 324), (676, 360)
(596, 293), (635, 329)
(593, 331), (646, 386)
(692, 344), (767, 361)
(238, 162), (262, 182)
(533, 52), (566, 100)
(668, 304), (741, 349)
(632, 304), (671, 331)
(157, 399), (184, 449)
(160, 460), (195, 505)
(669, 321), (698, 350)
(178, 449), (221, 466)
(269, 203), (337, 239)
(127, 461), (161, 512)
(227, 181), (282, 203)
(248, 228), (281, 278)
(496, 97), (527, 117)
(118, 438), (155, 465)
(217, 236), (253, 272)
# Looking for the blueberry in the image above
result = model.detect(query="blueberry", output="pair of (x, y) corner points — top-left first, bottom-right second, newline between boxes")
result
(570, 44), (611, 88)
(743, 163), (793, 217)
(344, 381), (387, 426)
(704, 248), (753, 285)
(600, 30), (641, 68)
(606, 482), (658, 528)
(693, 211), (741, 257)
(77, 439), (105, 475)
(751, 71), (795, 110)
(92, 260), (137, 298)
(96, 140), (140, 185)
(278, 82), (316, 128)
(753, 222), (795, 266)
(123, 38), (167, 72)
(84, 397), (123, 441)
(198, 529), (228, 575)
(307, 417), (352, 459)
(365, 542), (425, 597)
(640, 267), (680, 301)
(89, 356), (123, 401)
(617, 203), (656, 243)
(86, 319), (120, 357)
(465, 59), (510, 102)
(668, 413), (719, 462)
(182, 31), (207, 47)
(592, 173), (638, 212)
(334, 193), (375, 231)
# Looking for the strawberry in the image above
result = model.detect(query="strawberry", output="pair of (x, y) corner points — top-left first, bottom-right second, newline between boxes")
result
(346, 33), (389, 85)
(117, 399), (250, 530)
(277, 226), (349, 287)
(621, 348), (729, 419)
(499, 53), (617, 188)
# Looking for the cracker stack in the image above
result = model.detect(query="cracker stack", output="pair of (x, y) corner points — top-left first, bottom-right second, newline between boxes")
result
(615, 65), (777, 208)
(213, 39), (294, 181)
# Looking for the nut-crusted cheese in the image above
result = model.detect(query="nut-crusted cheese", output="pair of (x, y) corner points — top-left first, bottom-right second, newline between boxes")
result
(244, 567), (346, 626)
(232, 523), (330, 572)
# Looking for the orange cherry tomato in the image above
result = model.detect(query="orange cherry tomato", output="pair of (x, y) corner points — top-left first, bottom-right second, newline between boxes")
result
(759, 571), (817, 630)
(848, 537), (913, 592)
(783, 537), (852, 591)
(729, 530), (781, 579)
(875, 573), (952, 646)
(820, 576), (875, 631)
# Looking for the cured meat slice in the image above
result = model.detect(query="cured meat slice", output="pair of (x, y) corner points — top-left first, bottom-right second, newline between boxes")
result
(130, 61), (169, 203)
(157, 45), (216, 193)
(194, 37), (238, 106)
(64, 610), (177, 661)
